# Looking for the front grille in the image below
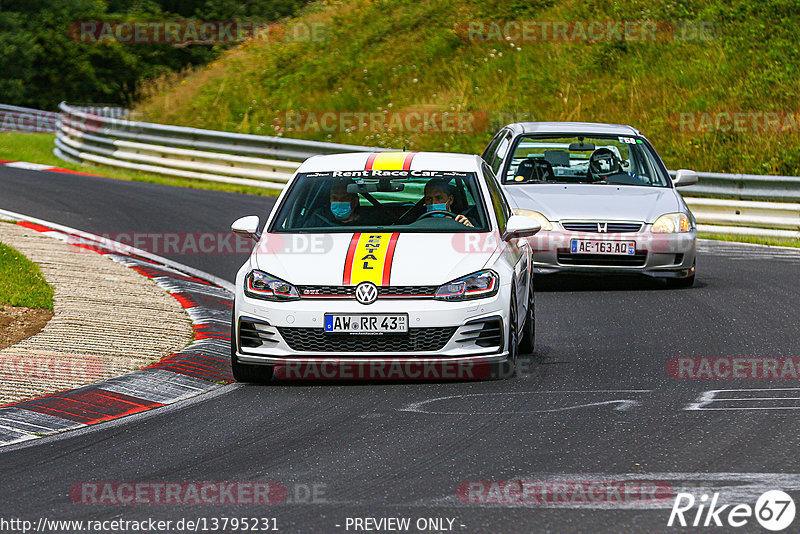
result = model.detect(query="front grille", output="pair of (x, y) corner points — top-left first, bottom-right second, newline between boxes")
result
(556, 250), (647, 266)
(455, 317), (503, 349)
(239, 319), (278, 349)
(296, 286), (437, 299)
(562, 221), (643, 233)
(277, 327), (457, 352)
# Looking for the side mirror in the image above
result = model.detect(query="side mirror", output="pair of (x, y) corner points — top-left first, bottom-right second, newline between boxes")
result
(503, 215), (541, 241)
(673, 169), (699, 187)
(231, 215), (261, 241)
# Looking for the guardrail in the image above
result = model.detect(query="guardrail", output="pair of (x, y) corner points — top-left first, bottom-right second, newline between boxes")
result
(683, 198), (799, 238)
(55, 102), (379, 190)
(0, 104), (58, 133)
(2, 101), (795, 238)
(669, 169), (800, 202)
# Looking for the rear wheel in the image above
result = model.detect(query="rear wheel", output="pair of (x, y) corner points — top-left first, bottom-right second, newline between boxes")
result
(230, 302), (273, 383)
(519, 281), (535, 355)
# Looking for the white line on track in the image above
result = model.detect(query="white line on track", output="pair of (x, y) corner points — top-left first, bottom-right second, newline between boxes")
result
(399, 390), (652, 415)
(685, 388), (800, 410)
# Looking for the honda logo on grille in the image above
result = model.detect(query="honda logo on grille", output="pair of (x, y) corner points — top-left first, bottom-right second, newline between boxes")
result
(597, 222), (608, 233)
(355, 282), (378, 305)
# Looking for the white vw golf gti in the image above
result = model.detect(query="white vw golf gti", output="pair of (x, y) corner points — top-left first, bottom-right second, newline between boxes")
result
(230, 151), (540, 382)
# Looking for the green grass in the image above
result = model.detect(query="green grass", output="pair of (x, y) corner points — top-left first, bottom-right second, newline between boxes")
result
(135, 0), (800, 177)
(699, 232), (800, 249)
(0, 241), (54, 309)
(0, 133), (278, 197)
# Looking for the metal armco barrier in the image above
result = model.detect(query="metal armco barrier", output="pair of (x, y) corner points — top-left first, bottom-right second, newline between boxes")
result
(0, 104), (58, 133)
(669, 169), (800, 202)
(684, 198), (800, 238)
(55, 102), (379, 190)
(1, 101), (795, 237)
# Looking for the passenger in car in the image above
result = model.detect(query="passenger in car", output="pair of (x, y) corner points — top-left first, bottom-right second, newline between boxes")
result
(423, 179), (474, 227)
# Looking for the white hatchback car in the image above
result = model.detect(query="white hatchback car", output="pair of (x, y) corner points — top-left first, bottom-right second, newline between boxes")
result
(230, 151), (540, 382)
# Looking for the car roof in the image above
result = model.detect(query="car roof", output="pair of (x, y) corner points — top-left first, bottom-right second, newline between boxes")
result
(504, 122), (643, 137)
(296, 151), (483, 173)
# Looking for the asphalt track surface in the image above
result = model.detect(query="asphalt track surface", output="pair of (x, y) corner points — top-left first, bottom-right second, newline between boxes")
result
(1, 166), (800, 533)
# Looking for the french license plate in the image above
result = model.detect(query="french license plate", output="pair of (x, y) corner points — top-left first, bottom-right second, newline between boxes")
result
(570, 239), (636, 255)
(324, 314), (408, 334)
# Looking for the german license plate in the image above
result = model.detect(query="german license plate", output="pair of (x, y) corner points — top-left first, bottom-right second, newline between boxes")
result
(324, 314), (408, 334)
(570, 240), (636, 255)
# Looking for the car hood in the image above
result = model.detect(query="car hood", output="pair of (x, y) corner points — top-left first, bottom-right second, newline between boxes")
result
(504, 184), (681, 223)
(253, 232), (498, 286)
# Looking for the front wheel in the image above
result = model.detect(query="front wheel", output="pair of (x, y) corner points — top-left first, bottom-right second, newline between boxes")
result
(666, 261), (696, 289)
(666, 274), (695, 288)
(230, 302), (273, 383)
(231, 351), (274, 383)
(496, 289), (519, 380)
(518, 282), (535, 355)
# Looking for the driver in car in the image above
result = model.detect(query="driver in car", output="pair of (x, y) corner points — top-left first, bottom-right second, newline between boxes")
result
(423, 179), (473, 227)
(589, 148), (640, 183)
(328, 180), (362, 225)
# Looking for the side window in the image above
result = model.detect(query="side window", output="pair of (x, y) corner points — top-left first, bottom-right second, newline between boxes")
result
(481, 130), (506, 164)
(482, 163), (510, 231)
(490, 132), (512, 175)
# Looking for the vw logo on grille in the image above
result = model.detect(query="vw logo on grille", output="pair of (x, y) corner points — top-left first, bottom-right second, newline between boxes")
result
(354, 282), (378, 305)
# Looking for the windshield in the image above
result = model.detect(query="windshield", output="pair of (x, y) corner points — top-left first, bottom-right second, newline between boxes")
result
(270, 170), (490, 233)
(503, 135), (670, 187)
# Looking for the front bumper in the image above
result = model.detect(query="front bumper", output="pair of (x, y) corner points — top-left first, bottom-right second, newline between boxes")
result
(527, 225), (696, 278)
(233, 285), (513, 365)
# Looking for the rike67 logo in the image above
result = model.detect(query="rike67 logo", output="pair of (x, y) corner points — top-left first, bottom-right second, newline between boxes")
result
(668, 490), (796, 531)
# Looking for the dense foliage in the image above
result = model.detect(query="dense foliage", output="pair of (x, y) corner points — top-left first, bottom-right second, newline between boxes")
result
(0, 0), (309, 109)
(136, 0), (800, 176)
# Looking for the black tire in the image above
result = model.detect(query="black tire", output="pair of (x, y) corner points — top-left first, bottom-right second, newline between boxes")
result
(666, 261), (696, 289)
(518, 281), (535, 355)
(496, 289), (519, 380)
(666, 274), (695, 288)
(230, 302), (273, 383)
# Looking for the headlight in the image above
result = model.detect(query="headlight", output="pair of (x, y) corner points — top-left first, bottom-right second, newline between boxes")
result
(434, 270), (499, 301)
(513, 209), (553, 231)
(651, 213), (691, 233)
(245, 270), (299, 301)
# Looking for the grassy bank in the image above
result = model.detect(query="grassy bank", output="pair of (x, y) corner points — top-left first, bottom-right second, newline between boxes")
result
(135, 0), (800, 177)
(0, 133), (278, 197)
(0, 240), (54, 309)
(698, 232), (800, 249)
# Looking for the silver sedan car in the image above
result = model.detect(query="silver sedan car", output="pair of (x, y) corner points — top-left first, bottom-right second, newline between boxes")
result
(482, 122), (698, 287)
